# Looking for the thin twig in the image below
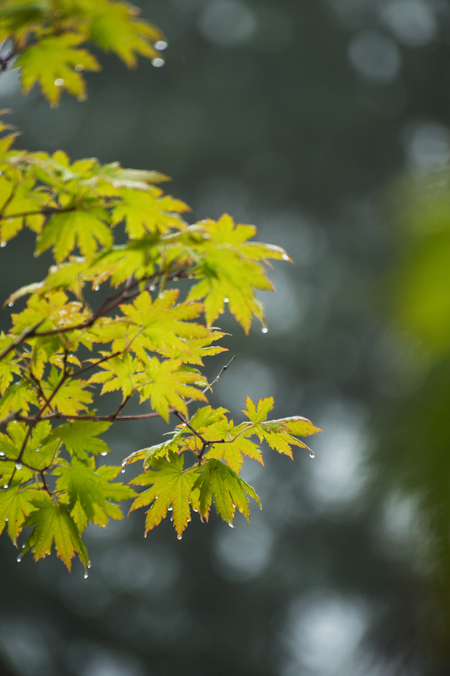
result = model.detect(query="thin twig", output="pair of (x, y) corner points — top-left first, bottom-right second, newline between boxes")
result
(0, 319), (45, 362)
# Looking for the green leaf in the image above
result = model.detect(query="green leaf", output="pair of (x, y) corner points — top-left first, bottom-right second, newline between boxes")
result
(36, 207), (112, 262)
(22, 497), (90, 571)
(137, 357), (207, 422)
(54, 459), (135, 530)
(0, 484), (41, 545)
(46, 421), (112, 461)
(187, 214), (285, 333)
(193, 459), (261, 526)
(41, 367), (92, 415)
(16, 33), (101, 107)
(130, 452), (199, 537)
(86, 0), (164, 68)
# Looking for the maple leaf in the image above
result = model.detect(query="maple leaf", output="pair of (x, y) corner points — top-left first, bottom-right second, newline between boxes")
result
(129, 452), (199, 538)
(0, 485), (41, 545)
(88, 352), (143, 399)
(46, 421), (112, 461)
(54, 459), (135, 530)
(85, 0), (164, 68)
(36, 207), (112, 263)
(0, 380), (39, 418)
(21, 497), (90, 571)
(0, 178), (46, 243)
(16, 33), (101, 107)
(122, 433), (183, 468)
(6, 420), (60, 471)
(137, 357), (207, 422)
(0, 335), (21, 395)
(192, 459), (261, 526)
(187, 214), (288, 333)
(41, 367), (92, 415)
(242, 397), (321, 458)
(112, 187), (189, 237)
(11, 291), (88, 335)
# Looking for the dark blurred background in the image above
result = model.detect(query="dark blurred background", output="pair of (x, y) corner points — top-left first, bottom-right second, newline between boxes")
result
(2, 0), (450, 674)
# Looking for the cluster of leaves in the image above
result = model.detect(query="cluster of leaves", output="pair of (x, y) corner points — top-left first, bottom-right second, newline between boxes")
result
(0, 0), (321, 573)
(0, 0), (166, 106)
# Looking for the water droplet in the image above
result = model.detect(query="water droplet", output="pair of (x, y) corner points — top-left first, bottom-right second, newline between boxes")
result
(35, 448), (40, 453)
(282, 253), (290, 261)
(5, 517), (8, 522)
(170, 516), (173, 522)
(4, 484), (9, 489)
(309, 450), (315, 459)
(100, 451), (108, 456)
(0, 451), (4, 457)
(16, 555), (21, 562)
(152, 57), (165, 68)
(84, 572), (89, 579)
(168, 505), (173, 511)
(177, 534), (182, 540)
(149, 284), (156, 291)
(54, 78), (64, 87)
(75, 64), (84, 71)
(121, 468), (126, 474)
(224, 297), (229, 303)
(261, 327), (268, 334)
(155, 40), (168, 50)
(15, 463), (23, 471)
(173, 276), (179, 281)
(228, 523), (234, 528)
(193, 508), (198, 513)
(94, 285), (100, 291)
(8, 302), (14, 307)
(87, 561), (91, 569)
(0, 241), (6, 248)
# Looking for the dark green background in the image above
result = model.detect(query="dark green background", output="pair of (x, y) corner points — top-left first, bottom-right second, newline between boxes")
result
(1, 0), (450, 674)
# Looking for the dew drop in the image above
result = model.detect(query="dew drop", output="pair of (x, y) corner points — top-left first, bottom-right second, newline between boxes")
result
(84, 572), (89, 579)
(309, 450), (315, 459)
(224, 297), (229, 303)
(8, 302), (14, 307)
(16, 555), (21, 562)
(35, 448), (40, 453)
(54, 78), (64, 87)
(94, 285), (100, 291)
(149, 284), (156, 291)
(74, 64), (84, 71)
(228, 523), (234, 528)
(152, 57), (165, 68)
(172, 276), (179, 281)
(15, 463), (23, 471)
(170, 516), (173, 522)
(5, 517), (8, 522)
(261, 327), (268, 334)
(121, 468), (126, 474)
(282, 253), (290, 261)
(155, 40), (168, 50)
(177, 534), (182, 540)
(87, 561), (91, 569)
(0, 241), (6, 248)
(168, 505), (173, 511)
(100, 451), (108, 456)
(0, 451), (4, 457)
(4, 484), (9, 489)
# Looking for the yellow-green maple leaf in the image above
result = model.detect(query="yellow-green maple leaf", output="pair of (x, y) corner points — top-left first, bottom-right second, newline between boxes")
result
(21, 497), (90, 571)
(137, 357), (207, 422)
(129, 452), (199, 537)
(16, 33), (101, 107)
